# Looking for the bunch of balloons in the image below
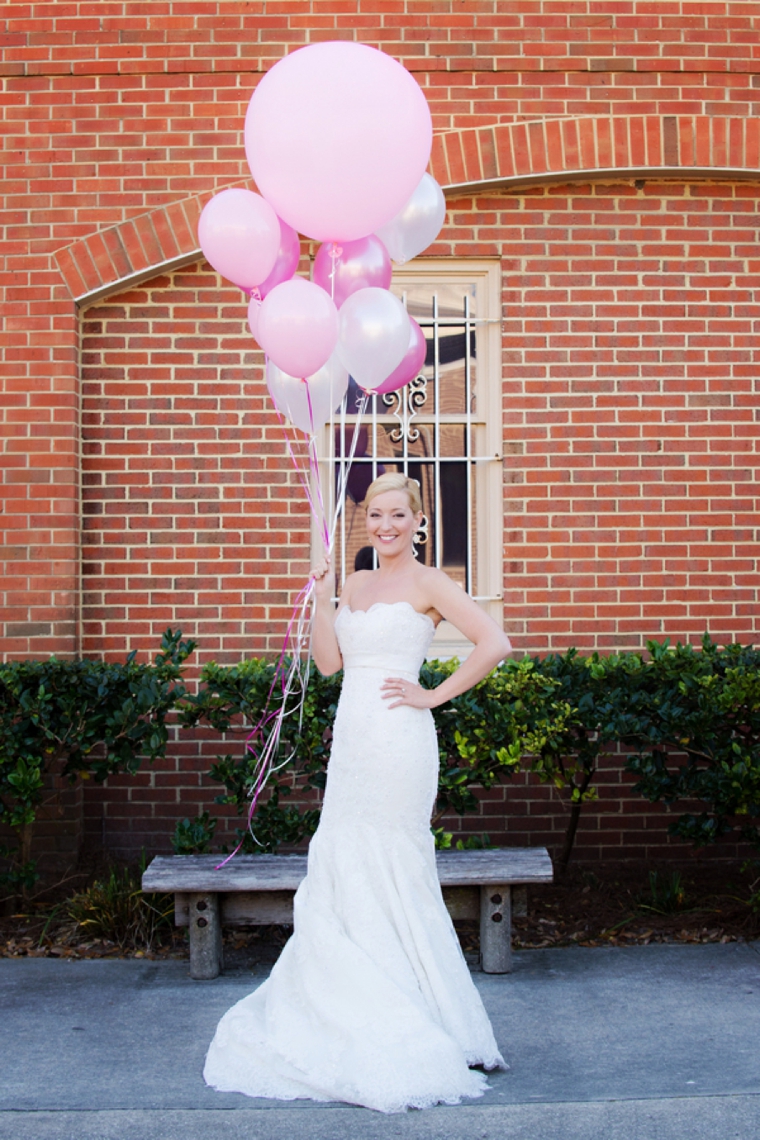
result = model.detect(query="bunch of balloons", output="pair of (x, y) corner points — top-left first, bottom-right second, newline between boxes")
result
(197, 41), (446, 435)
(197, 43), (449, 852)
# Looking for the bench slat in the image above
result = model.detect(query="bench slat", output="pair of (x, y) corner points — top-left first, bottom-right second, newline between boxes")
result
(438, 848), (553, 884)
(143, 847), (553, 894)
(144, 853), (308, 893)
(174, 884), (483, 927)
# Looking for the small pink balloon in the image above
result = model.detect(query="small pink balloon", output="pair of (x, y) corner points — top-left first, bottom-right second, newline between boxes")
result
(198, 188), (280, 290)
(245, 42), (432, 242)
(370, 318), (427, 395)
(257, 277), (339, 378)
(313, 237), (392, 308)
(257, 217), (301, 299)
(247, 294), (261, 339)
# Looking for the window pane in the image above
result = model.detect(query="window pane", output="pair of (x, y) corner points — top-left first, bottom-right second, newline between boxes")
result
(400, 280), (477, 321)
(331, 276), (485, 598)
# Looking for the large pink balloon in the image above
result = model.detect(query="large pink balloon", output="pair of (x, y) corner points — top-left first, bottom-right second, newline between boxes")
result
(198, 188), (280, 290)
(375, 174), (447, 265)
(266, 353), (349, 435)
(313, 237), (392, 308)
(371, 318), (427, 395)
(245, 42), (433, 242)
(336, 287), (410, 392)
(257, 277), (339, 378)
(256, 217), (300, 299)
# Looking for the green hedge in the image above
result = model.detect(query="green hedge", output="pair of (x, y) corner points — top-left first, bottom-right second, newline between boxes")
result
(0, 630), (195, 894)
(179, 634), (760, 869)
(616, 637), (760, 849)
(3, 632), (758, 884)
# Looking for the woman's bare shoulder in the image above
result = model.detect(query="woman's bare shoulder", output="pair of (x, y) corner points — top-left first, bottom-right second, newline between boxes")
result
(415, 564), (456, 596)
(339, 569), (374, 605)
(416, 565), (478, 614)
(409, 565), (454, 622)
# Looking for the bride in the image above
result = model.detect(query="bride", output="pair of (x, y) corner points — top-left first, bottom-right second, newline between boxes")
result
(204, 472), (513, 1113)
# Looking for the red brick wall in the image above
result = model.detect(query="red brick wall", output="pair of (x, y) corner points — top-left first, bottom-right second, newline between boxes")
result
(445, 750), (752, 866)
(5, 1), (760, 658)
(4, 2), (760, 124)
(2, 2), (759, 865)
(82, 734), (752, 867)
(80, 181), (760, 662)
(80, 261), (312, 661)
(493, 177), (760, 652)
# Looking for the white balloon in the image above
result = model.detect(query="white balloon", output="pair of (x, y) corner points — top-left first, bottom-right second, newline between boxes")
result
(336, 288), (411, 392)
(374, 173), (447, 265)
(266, 352), (349, 435)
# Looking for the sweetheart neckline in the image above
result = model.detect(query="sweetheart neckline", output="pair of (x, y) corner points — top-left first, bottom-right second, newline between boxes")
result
(338, 601), (436, 629)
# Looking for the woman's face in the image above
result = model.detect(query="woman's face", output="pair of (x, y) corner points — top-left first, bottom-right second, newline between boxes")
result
(365, 490), (422, 557)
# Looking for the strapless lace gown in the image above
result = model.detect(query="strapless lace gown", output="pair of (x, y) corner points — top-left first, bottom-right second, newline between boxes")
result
(203, 601), (505, 1113)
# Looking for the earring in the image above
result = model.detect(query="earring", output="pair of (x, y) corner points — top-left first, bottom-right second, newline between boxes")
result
(412, 514), (429, 559)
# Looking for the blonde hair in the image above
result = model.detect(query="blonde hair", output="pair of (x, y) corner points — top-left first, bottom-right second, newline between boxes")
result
(363, 472), (422, 515)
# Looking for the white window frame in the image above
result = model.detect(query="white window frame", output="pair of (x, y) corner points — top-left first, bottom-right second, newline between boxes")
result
(314, 259), (503, 659)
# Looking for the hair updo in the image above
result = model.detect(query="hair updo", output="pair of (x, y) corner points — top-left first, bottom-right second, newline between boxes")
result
(362, 472), (422, 515)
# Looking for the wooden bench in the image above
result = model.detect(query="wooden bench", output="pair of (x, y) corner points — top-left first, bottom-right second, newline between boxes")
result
(142, 847), (553, 980)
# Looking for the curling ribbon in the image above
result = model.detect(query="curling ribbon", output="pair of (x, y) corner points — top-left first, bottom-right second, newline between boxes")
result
(215, 386), (368, 867)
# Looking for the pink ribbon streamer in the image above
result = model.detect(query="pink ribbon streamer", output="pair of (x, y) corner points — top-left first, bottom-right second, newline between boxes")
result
(215, 377), (368, 868)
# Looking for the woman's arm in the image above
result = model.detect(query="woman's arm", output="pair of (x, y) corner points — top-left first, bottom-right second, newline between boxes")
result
(383, 570), (512, 709)
(310, 555), (344, 676)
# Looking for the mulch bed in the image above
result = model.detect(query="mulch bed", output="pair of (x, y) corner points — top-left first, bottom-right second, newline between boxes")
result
(1, 862), (757, 963)
(508, 863), (760, 950)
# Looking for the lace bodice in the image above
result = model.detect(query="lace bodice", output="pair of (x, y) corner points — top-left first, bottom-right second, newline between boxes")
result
(335, 600), (435, 677)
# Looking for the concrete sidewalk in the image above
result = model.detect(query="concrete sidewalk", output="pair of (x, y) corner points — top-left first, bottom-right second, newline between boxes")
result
(1, 942), (759, 1139)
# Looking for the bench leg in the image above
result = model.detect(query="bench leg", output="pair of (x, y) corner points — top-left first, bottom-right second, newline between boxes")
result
(188, 892), (223, 980)
(480, 884), (512, 973)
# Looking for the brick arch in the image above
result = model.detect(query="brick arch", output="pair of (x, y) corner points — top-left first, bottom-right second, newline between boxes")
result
(56, 114), (760, 304)
(430, 112), (760, 192)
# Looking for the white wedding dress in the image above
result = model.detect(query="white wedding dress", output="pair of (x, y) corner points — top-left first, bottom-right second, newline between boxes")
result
(203, 601), (505, 1113)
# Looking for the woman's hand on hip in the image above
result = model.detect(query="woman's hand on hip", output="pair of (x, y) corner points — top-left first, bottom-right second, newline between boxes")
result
(381, 677), (434, 710)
